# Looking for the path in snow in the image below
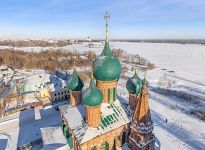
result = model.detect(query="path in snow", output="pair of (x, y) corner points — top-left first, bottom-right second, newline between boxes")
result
(150, 96), (205, 150)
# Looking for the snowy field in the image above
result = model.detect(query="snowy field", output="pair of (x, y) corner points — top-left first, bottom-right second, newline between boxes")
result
(111, 42), (205, 83)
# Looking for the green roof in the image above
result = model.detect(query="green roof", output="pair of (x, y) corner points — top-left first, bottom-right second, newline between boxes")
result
(126, 71), (142, 94)
(101, 42), (113, 57)
(93, 42), (121, 81)
(83, 78), (103, 107)
(67, 69), (84, 91)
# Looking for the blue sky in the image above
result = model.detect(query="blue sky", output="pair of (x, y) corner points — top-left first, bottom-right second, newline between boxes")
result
(0, 0), (205, 39)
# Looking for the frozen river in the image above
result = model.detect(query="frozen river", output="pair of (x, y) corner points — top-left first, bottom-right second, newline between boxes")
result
(110, 42), (205, 84)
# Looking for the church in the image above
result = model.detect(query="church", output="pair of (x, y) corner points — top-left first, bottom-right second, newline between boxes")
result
(59, 11), (155, 150)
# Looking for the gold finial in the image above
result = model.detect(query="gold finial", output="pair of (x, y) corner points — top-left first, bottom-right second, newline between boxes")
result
(104, 10), (110, 42)
(144, 71), (147, 79)
(134, 67), (138, 74)
(73, 56), (77, 69)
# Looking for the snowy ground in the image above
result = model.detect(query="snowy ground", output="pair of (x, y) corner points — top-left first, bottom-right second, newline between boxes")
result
(118, 78), (205, 150)
(0, 106), (61, 150)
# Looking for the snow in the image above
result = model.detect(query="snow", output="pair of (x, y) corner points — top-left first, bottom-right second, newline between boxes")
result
(118, 77), (205, 150)
(0, 107), (61, 150)
(40, 127), (70, 150)
(59, 100), (131, 144)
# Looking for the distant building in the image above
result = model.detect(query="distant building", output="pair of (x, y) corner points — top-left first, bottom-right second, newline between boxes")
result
(50, 87), (69, 103)
(21, 73), (50, 94)
(20, 72), (70, 104)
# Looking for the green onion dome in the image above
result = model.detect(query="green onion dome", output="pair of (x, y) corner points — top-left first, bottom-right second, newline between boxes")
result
(83, 78), (103, 107)
(126, 71), (142, 94)
(67, 69), (84, 91)
(93, 42), (121, 81)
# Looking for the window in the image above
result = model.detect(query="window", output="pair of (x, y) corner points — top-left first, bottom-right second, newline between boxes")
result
(108, 88), (114, 102)
(108, 88), (116, 103)
(101, 141), (109, 150)
(91, 146), (97, 150)
(113, 88), (116, 100)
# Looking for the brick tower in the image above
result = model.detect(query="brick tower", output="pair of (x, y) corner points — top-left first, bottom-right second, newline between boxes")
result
(128, 77), (155, 150)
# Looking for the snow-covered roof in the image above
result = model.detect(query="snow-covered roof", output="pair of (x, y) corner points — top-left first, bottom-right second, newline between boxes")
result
(40, 127), (70, 150)
(0, 65), (8, 70)
(25, 73), (50, 84)
(49, 78), (67, 92)
(59, 99), (132, 144)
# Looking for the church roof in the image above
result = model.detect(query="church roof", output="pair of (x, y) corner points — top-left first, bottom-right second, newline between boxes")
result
(82, 78), (103, 107)
(132, 83), (152, 124)
(67, 69), (84, 91)
(126, 71), (142, 94)
(93, 54), (121, 81)
(59, 99), (132, 144)
(101, 41), (113, 57)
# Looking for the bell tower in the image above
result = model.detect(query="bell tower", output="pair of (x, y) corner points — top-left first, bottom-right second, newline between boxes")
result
(128, 76), (155, 150)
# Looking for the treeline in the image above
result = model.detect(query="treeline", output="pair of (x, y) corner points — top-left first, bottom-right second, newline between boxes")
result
(0, 49), (96, 71)
(0, 40), (73, 47)
(123, 53), (155, 70)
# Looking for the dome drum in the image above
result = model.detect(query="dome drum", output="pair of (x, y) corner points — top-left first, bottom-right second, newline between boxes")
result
(85, 105), (101, 128)
(96, 80), (117, 103)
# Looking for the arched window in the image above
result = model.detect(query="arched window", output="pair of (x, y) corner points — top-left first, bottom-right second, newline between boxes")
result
(101, 141), (109, 150)
(91, 146), (97, 150)
(122, 131), (126, 145)
(114, 137), (118, 148)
